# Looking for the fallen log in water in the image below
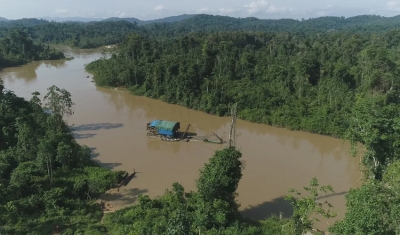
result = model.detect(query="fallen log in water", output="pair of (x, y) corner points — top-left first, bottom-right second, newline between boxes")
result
(118, 169), (136, 187)
(117, 172), (129, 188)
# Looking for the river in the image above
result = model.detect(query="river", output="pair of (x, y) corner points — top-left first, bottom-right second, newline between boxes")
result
(0, 48), (361, 229)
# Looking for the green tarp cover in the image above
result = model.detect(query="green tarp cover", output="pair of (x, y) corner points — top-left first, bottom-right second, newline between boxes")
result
(155, 120), (179, 131)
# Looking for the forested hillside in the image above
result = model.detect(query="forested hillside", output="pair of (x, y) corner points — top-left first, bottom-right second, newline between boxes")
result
(85, 28), (400, 234)
(86, 30), (400, 137)
(143, 14), (400, 36)
(0, 82), (125, 234)
(2, 13), (400, 234)
(0, 21), (141, 49)
(102, 14), (195, 25)
(0, 29), (64, 67)
(0, 18), (48, 27)
(2, 14), (400, 49)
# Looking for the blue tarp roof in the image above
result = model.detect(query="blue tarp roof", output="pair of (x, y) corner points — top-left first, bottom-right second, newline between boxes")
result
(148, 119), (180, 137)
(149, 120), (161, 127)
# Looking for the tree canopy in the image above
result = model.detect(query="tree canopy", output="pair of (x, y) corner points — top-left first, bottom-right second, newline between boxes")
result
(2, 13), (400, 234)
(0, 29), (64, 68)
(0, 81), (125, 234)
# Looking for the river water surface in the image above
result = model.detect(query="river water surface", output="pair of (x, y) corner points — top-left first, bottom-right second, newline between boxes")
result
(0, 48), (361, 229)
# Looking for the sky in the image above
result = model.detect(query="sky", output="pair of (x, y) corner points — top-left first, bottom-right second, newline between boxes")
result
(0, 0), (399, 20)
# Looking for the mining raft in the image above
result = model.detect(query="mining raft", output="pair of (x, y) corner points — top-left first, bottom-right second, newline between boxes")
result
(146, 119), (224, 144)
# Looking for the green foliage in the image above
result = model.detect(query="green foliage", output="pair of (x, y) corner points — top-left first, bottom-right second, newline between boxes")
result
(43, 85), (75, 119)
(3, 15), (400, 235)
(329, 162), (400, 235)
(346, 94), (400, 180)
(0, 20), (140, 49)
(196, 148), (243, 212)
(284, 178), (337, 235)
(4, 15), (400, 49)
(102, 147), (287, 234)
(0, 29), (64, 68)
(85, 31), (361, 137)
(0, 81), (121, 234)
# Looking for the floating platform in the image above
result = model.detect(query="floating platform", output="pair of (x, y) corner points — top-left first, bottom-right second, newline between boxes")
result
(146, 120), (224, 144)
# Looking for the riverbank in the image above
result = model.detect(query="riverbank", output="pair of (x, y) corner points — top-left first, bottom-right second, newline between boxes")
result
(87, 31), (387, 139)
(0, 48), (361, 231)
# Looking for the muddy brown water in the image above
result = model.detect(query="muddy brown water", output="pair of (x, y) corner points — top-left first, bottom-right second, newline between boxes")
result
(1, 48), (361, 230)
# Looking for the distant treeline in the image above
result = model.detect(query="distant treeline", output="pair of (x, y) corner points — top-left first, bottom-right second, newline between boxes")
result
(1, 14), (400, 49)
(0, 30), (64, 67)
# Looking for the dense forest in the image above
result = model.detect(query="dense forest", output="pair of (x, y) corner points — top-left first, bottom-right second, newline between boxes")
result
(1, 83), (399, 234)
(2, 14), (400, 49)
(86, 30), (400, 137)
(84, 20), (400, 233)
(2, 13), (400, 234)
(0, 21), (140, 49)
(0, 29), (65, 67)
(0, 82), (126, 234)
(0, 81), (345, 234)
(102, 14), (195, 25)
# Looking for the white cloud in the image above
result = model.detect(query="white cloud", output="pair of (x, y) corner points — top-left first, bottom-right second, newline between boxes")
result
(197, 7), (209, 13)
(219, 7), (236, 14)
(387, 1), (400, 10)
(55, 8), (68, 14)
(244, 0), (268, 14)
(154, 5), (166, 11)
(115, 10), (127, 17)
(242, 1), (293, 15)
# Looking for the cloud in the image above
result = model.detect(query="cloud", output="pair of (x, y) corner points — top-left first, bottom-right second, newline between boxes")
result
(242, 1), (294, 15)
(154, 5), (166, 11)
(244, 0), (268, 14)
(196, 6), (237, 15)
(193, 3), (297, 18)
(387, 1), (400, 11)
(219, 7), (236, 14)
(55, 8), (68, 14)
(197, 7), (209, 13)
(115, 11), (127, 17)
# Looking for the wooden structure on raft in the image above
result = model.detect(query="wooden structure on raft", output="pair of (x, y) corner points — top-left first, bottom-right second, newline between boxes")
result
(146, 119), (224, 144)
(146, 120), (182, 141)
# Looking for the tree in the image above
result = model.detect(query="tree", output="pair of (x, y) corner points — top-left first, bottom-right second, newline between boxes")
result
(0, 84), (121, 233)
(284, 177), (337, 235)
(37, 138), (55, 183)
(196, 147), (243, 209)
(0, 78), (3, 94)
(329, 162), (400, 235)
(346, 94), (400, 180)
(43, 85), (75, 121)
(195, 147), (244, 230)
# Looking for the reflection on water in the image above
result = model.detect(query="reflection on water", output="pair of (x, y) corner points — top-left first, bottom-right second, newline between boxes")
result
(97, 86), (350, 161)
(0, 59), (67, 84)
(0, 48), (361, 231)
(94, 83), (361, 231)
(147, 138), (182, 154)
